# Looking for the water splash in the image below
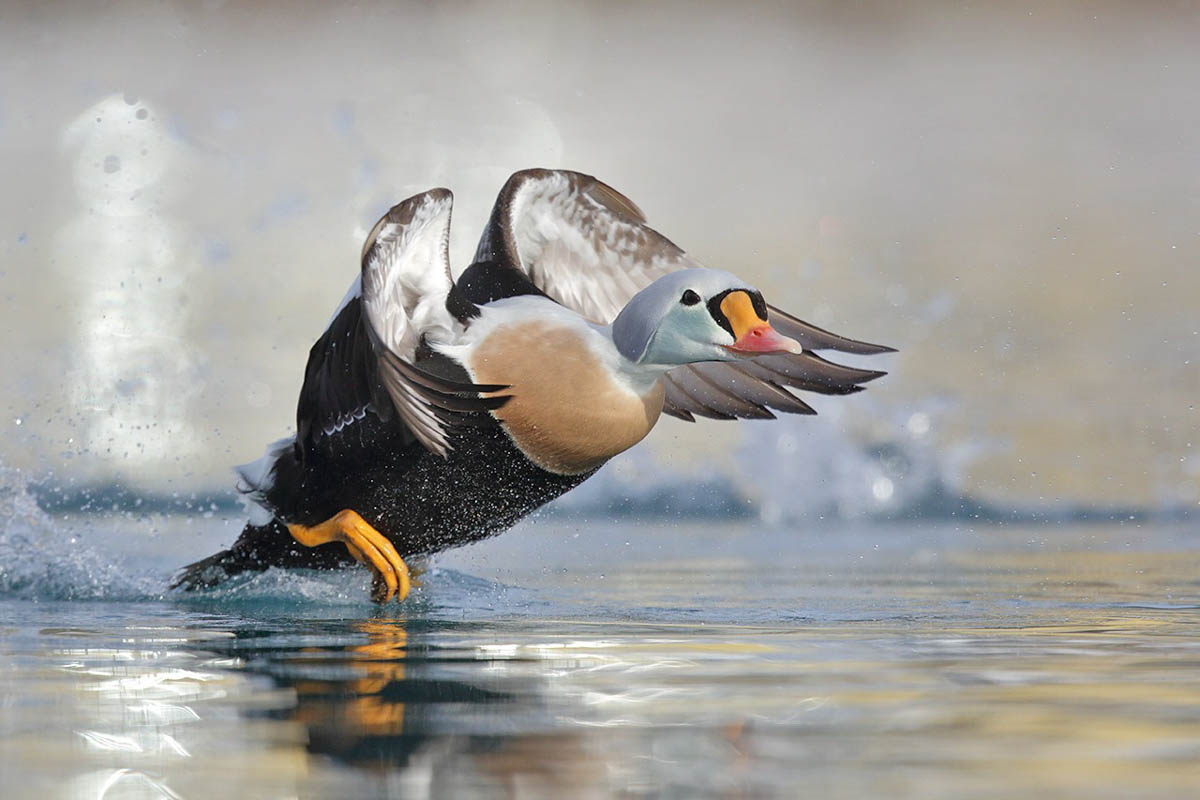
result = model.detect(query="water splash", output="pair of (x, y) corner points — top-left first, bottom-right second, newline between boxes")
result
(173, 566), (380, 608)
(0, 463), (162, 600)
(548, 402), (993, 524)
(57, 93), (204, 479)
(0, 460), (539, 607)
(171, 565), (543, 619)
(739, 402), (986, 523)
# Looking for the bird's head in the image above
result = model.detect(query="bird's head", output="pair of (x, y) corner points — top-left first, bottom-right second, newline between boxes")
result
(611, 268), (802, 367)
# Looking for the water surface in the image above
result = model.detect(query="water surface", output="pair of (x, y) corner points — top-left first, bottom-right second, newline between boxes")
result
(2, 517), (1198, 798)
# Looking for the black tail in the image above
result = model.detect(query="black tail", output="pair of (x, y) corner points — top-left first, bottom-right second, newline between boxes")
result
(170, 518), (355, 592)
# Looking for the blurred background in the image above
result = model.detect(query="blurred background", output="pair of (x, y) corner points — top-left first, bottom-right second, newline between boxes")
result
(0, 0), (1196, 520)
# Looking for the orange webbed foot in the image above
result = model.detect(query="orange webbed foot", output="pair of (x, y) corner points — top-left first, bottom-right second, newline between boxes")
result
(287, 510), (411, 603)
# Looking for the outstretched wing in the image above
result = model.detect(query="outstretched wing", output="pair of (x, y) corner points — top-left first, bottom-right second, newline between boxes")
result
(474, 168), (697, 324)
(297, 189), (508, 461)
(474, 168), (893, 421)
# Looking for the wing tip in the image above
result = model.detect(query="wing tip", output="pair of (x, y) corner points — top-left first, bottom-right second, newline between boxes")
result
(361, 188), (455, 266)
(663, 406), (697, 423)
(774, 396), (817, 416)
(853, 342), (898, 355)
(767, 304), (897, 356)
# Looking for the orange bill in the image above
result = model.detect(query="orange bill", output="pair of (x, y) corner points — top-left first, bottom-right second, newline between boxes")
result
(720, 291), (803, 355)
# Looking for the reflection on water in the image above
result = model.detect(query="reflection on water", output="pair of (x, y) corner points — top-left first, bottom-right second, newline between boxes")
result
(288, 620), (414, 759)
(1, 522), (1199, 798)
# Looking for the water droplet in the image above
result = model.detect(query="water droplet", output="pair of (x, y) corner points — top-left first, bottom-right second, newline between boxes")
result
(871, 477), (894, 502)
(103, 155), (121, 174)
(906, 412), (931, 437)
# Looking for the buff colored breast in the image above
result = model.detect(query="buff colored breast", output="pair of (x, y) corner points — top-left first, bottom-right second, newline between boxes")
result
(468, 322), (665, 475)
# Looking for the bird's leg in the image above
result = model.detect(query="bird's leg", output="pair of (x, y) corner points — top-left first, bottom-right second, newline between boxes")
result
(287, 509), (411, 603)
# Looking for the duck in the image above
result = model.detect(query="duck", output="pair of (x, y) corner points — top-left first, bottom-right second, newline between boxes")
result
(173, 169), (892, 602)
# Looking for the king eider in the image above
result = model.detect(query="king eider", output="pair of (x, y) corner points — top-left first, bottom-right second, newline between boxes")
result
(174, 169), (893, 602)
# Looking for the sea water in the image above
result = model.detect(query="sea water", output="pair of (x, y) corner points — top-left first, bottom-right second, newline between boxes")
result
(2, 494), (1199, 798)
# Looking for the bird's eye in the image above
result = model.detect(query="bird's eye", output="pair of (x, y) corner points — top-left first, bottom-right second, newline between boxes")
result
(680, 289), (701, 306)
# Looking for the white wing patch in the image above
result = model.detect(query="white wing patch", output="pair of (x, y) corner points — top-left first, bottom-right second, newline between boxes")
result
(361, 188), (457, 360)
(503, 170), (700, 324)
(358, 189), (510, 456)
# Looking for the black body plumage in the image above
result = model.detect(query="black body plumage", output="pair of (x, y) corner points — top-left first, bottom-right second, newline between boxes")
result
(174, 266), (589, 591)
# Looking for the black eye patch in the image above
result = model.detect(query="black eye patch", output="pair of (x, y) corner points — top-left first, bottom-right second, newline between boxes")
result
(706, 289), (735, 338)
(749, 290), (768, 321)
(680, 289), (701, 306)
